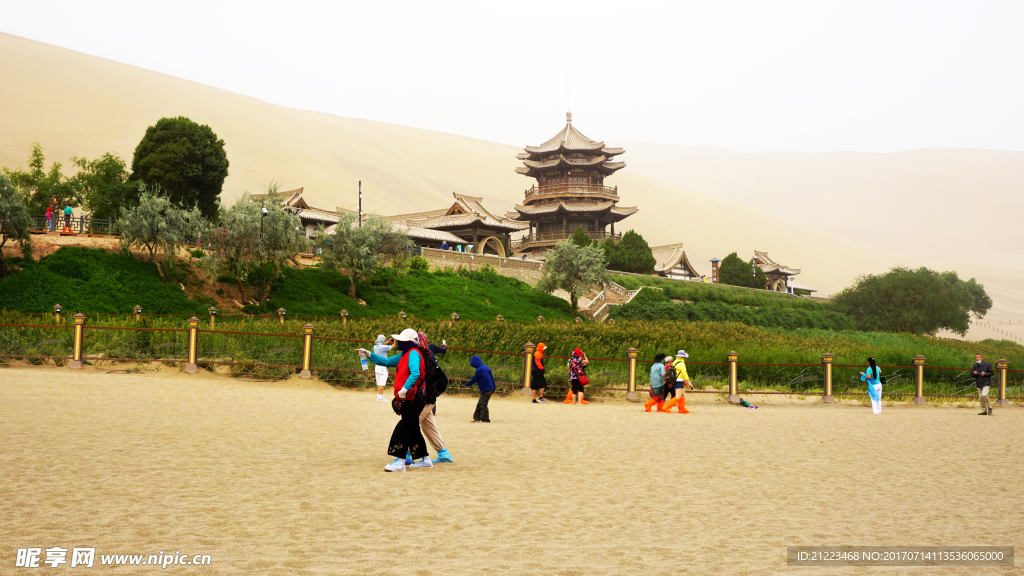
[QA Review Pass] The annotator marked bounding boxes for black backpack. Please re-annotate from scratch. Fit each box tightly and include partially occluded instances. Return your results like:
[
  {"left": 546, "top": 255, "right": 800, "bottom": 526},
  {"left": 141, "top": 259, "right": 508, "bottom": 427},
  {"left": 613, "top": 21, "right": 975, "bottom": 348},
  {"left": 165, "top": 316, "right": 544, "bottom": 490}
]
[{"left": 420, "top": 347, "right": 449, "bottom": 397}]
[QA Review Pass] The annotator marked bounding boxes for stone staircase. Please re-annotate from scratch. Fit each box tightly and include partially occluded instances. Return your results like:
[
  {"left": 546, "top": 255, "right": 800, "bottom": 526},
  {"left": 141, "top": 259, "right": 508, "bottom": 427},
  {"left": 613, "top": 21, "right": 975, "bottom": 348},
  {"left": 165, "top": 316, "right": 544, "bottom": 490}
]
[{"left": 580, "top": 281, "right": 659, "bottom": 322}]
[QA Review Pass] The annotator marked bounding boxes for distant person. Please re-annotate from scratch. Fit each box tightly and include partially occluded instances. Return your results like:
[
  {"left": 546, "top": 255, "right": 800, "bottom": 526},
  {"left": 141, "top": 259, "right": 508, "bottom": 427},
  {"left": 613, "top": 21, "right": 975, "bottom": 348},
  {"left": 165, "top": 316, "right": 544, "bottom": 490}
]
[
  {"left": 645, "top": 353, "right": 669, "bottom": 412},
  {"left": 372, "top": 335, "right": 393, "bottom": 401},
  {"left": 567, "top": 348, "right": 589, "bottom": 406},
  {"left": 531, "top": 342, "right": 548, "bottom": 403},
  {"left": 62, "top": 204, "right": 73, "bottom": 233},
  {"left": 860, "top": 357, "right": 883, "bottom": 415},
  {"left": 971, "top": 354, "right": 995, "bottom": 416},
  {"left": 663, "top": 350, "right": 692, "bottom": 413},
  {"left": 45, "top": 206, "right": 53, "bottom": 232},
  {"left": 464, "top": 355, "right": 496, "bottom": 423},
  {"left": 48, "top": 195, "right": 58, "bottom": 232},
  {"left": 440, "top": 241, "right": 449, "bottom": 251}
]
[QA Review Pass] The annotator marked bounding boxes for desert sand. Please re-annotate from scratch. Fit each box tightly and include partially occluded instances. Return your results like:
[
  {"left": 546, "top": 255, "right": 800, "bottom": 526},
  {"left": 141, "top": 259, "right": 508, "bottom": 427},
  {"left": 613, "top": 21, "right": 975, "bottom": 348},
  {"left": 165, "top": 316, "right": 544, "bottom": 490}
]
[{"left": 1, "top": 365, "right": 1020, "bottom": 575}]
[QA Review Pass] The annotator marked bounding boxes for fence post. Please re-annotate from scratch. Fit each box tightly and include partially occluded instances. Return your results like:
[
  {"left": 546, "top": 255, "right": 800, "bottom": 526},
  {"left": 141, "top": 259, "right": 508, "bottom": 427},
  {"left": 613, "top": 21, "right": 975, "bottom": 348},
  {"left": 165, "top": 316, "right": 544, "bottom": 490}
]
[
  {"left": 69, "top": 313, "right": 86, "bottom": 369},
  {"left": 995, "top": 359, "right": 1010, "bottom": 406},
  {"left": 185, "top": 317, "right": 200, "bottom": 373},
  {"left": 133, "top": 305, "right": 142, "bottom": 321},
  {"left": 912, "top": 355, "right": 927, "bottom": 404},
  {"left": 53, "top": 304, "right": 62, "bottom": 323},
  {"left": 626, "top": 347, "right": 639, "bottom": 402},
  {"left": 821, "top": 353, "right": 835, "bottom": 403},
  {"left": 521, "top": 341, "right": 535, "bottom": 395},
  {"left": 340, "top": 310, "right": 349, "bottom": 324},
  {"left": 300, "top": 323, "right": 314, "bottom": 379},
  {"left": 727, "top": 351, "right": 740, "bottom": 403},
  {"left": 208, "top": 306, "right": 217, "bottom": 328},
  {"left": 277, "top": 308, "right": 286, "bottom": 325}
]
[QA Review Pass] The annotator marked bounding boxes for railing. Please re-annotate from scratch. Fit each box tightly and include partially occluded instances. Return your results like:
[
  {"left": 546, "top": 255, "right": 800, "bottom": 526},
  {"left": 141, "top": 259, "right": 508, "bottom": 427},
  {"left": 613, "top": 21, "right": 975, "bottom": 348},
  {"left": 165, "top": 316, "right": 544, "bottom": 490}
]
[
  {"left": 524, "top": 184, "right": 619, "bottom": 203},
  {"left": 30, "top": 214, "right": 118, "bottom": 236},
  {"left": 514, "top": 230, "right": 621, "bottom": 249}
]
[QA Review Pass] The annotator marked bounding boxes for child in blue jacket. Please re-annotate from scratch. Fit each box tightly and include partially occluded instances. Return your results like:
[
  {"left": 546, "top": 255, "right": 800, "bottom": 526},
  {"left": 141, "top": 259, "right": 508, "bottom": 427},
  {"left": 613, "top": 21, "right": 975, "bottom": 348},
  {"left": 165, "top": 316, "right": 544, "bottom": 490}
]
[{"left": 465, "top": 355, "right": 496, "bottom": 423}]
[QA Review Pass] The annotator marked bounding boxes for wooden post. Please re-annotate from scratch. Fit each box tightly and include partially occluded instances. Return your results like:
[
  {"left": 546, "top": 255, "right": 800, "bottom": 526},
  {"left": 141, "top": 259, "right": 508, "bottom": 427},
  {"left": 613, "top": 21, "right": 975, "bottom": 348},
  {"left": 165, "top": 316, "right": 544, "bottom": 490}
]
[
  {"left": 53, "top": 304, "right": 62, "bottom": 323},
  {"left": 208, "top": 306, "right": 217, "bottom": 328},
  {"left": 69, "top": 313, "right": 86, "bottom": 369},
  {"left": 727, "top": 351, "right": 740, "bottom": 403},
  {"left": 185, "top": 317, "right": 200, "bottom": 373},
  {"left": 300, "top": 323, "right": 314, "bottom": 379},
  {"left": 340, "top": 310, "right": 349, "bottom": 325},
  {"left": 626, "top": 347, "right": 639, "bottom": 402},
  {"left": 995, "top": 359, "right": 1010, "bottom": 406},
  {"left": 133, "top": 305, "right": 142, "bottom": 321},
  {"left": 521, "top": 341, "right": 535, "bottom": 395},
  {"left": 912, "top": 355, "right": 927, "bottom": 404},
  {"left": 821, "top": 353, "right": 836, "bottom": 403},
  {"left": 277, "top": 308, "right": 286, "bottom": 325}
]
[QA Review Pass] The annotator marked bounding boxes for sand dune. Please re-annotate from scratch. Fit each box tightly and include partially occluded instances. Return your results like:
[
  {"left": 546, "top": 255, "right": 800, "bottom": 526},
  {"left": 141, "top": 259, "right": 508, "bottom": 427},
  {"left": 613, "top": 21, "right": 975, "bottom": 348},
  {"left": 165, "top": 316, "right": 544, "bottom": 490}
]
[{"left": 1, "top": 31, "right": 1021, "bottom": 339}]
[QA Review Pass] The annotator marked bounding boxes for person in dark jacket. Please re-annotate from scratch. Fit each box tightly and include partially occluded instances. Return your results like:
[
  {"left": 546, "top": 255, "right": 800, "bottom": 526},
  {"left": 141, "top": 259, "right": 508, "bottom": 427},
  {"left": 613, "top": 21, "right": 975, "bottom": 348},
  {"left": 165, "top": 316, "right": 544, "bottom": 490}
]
[
  {"left": 465, "top": 355, "right": 496, "bottom": 423},
  {"left": 971, "top": 354, "right": 995, "bottom": 416}
]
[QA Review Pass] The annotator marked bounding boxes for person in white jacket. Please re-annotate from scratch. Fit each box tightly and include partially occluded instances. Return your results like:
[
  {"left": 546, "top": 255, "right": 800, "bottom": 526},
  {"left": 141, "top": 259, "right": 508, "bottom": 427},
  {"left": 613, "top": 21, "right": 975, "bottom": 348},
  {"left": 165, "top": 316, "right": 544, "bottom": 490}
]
[{"left": 372, "top": 335, "right": 393, "bottom": 401}]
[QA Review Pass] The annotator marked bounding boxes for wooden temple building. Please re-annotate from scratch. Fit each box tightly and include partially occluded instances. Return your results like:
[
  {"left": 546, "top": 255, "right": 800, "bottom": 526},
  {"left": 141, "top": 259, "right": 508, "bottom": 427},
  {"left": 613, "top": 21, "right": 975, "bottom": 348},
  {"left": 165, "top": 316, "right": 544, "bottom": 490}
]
[
  {"left": 754, "top": 250, "right": 801, "bottom": 293},
  {"left": 388, "top": 193, "right": 528, "bottom": 257},
  {"left": 507, "top": 112, "right": 638, "bottom": 254},
  {"left": 651, "top": 243, "right": 702, "bottom": 280}
]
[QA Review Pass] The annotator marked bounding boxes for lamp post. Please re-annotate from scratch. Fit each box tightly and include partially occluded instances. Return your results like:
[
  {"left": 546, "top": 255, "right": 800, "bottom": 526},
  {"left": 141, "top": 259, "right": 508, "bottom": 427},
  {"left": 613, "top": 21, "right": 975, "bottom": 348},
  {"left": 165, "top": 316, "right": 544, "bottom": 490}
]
[{"left": 258, "top": 206, "right": 268, "bottom": 304}]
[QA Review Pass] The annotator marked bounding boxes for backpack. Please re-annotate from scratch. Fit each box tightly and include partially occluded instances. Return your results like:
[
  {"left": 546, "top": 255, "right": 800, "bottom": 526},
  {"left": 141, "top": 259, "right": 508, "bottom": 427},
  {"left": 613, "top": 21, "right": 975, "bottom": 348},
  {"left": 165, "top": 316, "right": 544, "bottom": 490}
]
[
  {"left": 419, "top": 346, "right": 449, "bottom": 397},
  {"left": 664, "top": 364, "right": 677, "bottom": 382}
]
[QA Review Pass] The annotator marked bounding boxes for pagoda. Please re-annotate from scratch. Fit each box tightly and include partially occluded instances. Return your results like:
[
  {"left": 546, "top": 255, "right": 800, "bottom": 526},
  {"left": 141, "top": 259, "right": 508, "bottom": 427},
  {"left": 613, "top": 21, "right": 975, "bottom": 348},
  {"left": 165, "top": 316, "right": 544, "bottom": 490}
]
[{"left": 507, "top": 112, "right": 638, "bottom": 254}]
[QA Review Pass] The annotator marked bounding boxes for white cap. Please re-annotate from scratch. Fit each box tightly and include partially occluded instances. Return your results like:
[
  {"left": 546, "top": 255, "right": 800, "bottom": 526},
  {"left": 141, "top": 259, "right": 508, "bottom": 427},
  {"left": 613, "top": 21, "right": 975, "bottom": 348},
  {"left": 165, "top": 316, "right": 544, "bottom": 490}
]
[
  {"left": 664, "top": 356, "right": 674, "bottom": 363},
  {"left": 391, "top": 328, "right": 419, "bottom": 342},
  {"left": 676, "top": 350, "right": 689, "bottom": 358}
]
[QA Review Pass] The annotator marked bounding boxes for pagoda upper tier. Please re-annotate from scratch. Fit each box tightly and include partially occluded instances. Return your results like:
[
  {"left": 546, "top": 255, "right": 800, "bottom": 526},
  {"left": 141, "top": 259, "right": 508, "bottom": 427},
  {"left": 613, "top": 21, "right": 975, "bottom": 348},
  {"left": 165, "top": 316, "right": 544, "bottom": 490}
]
[{"left": 515, "top": 112, "right": 625, "bottom": 180}]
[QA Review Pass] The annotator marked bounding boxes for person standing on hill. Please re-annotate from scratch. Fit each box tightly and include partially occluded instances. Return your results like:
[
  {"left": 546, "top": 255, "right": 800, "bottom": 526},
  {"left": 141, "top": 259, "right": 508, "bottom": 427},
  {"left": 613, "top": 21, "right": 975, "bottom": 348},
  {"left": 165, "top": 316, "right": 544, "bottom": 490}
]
[
  {"left": 372, "top": 335, "right": 393, "bottom": 401},
  {"left": 645, "top": 353, "right": 669, "bottom": 412},
  {"left": 860, "top": 357, "right": 883, "bottom": 415},
  {"left": 567, "top": 348, "right": 590, "bottom": 406},
  {"left": 531, "top": 342, "right": 548, "bottom": 403},
  {"left": 45, "top": 205, "right": 53, "bottom": 233},
  {"left": 62, "top": 204, "right": 74, "bottom": 233},
  {"left": 47, "top": 195, "right": 58, "bottom": 232},
  {"left": 971, "top": 354, "right": 995, "bottom": 416},
  {"left": 465, "top": 355, "right": 496, "bottom": 422},
  {"left": 360, "top": 328, "right": 431, "bottom": 472},
  {"left": 662, "top": 350, "right": 691, "bottom": 414}
]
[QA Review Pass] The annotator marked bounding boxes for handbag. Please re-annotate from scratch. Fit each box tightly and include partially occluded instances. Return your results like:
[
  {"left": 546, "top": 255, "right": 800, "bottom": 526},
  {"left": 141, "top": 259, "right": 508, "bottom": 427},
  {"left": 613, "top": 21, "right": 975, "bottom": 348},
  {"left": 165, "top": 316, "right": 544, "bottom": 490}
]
[{"left": 579, "top": 374, "right": 589, "bottom": 386}]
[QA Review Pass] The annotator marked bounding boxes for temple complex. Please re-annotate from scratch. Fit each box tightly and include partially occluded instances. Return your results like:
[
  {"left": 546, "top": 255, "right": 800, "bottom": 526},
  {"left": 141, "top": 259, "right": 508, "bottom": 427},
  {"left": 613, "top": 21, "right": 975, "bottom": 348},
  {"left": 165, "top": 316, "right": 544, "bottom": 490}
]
[
  {"left": 651, "top": 243, "right": 702, "bottom": 280},
  {"left": 754, "top": 250, "right": 801, "bottom": 292},
  {"left": 388, "top": 193, "right": 528, "bottom": 257},
  {"left": 507, "top": 113, "right": 638, "bottom": 254}
]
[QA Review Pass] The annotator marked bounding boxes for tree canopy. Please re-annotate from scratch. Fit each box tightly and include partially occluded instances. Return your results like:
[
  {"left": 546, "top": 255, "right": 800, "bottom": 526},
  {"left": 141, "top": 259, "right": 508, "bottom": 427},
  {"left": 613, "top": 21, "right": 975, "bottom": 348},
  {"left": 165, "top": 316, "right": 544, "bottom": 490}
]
[
  {"left": 117, "top": 189, "right": 207, "bottom": 282},
  {"left": 718, "top": 252, "right": 766, "bottom": 289},
  {"left": 570, "top": 227, "right": 593, "bottom": 248},
  {"left": 602, "top": 230, "right": 656, "bottom": 274},
  {"left": 0, "top": 174, "right": 34, "bottom": 277},
  {"left": 73, "top": 152, "right": 142, "bottom": 220},
  {"left": 831, "top": 267, "right": 992, "bottom": 336},
  {"left": 537, "top": 239, "right": 610, "bottom": 313},
  {"left": 312, "top": 212, "right": 412, "bottom": 299},
  {"left": 131, "top": 117, "right": 229, "bottom": 219},
  {"left": 2, "top": 143, "right": 79, "bottom": 212}
]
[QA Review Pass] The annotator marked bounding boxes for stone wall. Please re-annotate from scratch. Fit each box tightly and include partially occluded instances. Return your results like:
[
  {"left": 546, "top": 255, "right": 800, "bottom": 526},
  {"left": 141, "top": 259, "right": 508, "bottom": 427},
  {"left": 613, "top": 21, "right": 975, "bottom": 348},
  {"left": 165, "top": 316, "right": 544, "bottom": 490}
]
[{"left": 420, "top": 248, "right": 544, "bottom": 286}]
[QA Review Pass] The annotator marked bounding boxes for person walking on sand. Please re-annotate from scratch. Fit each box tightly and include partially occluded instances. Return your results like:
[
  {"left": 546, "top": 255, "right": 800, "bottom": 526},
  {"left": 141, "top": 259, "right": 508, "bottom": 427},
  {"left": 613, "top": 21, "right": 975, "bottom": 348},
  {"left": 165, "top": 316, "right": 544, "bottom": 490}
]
[
  {"left": 531, "top": 342, "right": 548, "bottom": 403},
  {"left": 359, "top": 328, "right": 431, "bottom": 472},
  {"left": 567, "top": 348, "right": 589, "bottom": 406},
  {"left": 563, "top": 349, "right": 591, "bottom": 405},
  {"left": 372, "top": 335, "right": 393, "bottom": 401},
  {"left": 860, "top": 357, "right": 883, "bottom": 415},
  {"left": 416, "top": 332, "right": 453, "bottom": 463},
  {"left": 645, "top": 353, "right": 670, "bottom": 412},
  {"left": 464, "top": 355, "right": 496, "bottom": 422},
  {"left": 971, "top": 353, "right": 995, "bottom": 416},
  {"left": 662, "top": 350, "right": 692, "bottom": 413}
]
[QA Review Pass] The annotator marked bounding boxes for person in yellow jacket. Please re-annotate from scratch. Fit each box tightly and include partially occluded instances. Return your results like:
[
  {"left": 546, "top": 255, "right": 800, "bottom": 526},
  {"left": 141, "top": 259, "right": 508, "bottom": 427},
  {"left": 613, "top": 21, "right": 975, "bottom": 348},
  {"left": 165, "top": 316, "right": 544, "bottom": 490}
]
[{"left": 662, "top": 349, "right": 692, "bottom": 413}]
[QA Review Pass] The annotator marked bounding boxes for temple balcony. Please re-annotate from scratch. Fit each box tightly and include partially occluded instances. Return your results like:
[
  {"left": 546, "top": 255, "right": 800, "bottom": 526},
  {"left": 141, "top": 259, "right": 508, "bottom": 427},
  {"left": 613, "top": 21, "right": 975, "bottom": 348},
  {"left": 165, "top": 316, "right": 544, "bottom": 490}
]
[
  {"left": 524, "top": 184, "right": 619, "bottom": 204},
  {"left": 513, "top": 230, "right": 621, "bottom": 250}
]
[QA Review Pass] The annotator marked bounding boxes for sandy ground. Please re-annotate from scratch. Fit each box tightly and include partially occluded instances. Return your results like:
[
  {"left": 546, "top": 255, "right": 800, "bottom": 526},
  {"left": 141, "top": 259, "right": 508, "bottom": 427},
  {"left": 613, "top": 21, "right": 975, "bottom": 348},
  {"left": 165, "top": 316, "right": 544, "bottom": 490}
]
[{"left": 1, "top": 366, "right": 1021, "bottom": 576}]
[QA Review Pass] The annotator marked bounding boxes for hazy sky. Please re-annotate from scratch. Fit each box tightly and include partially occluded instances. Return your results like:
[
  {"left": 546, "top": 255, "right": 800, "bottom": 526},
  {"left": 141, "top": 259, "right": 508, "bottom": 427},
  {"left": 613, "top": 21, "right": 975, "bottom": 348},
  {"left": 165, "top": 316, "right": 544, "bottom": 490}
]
[{"left": 4, "top": 1, "right": 1023, "bottom": 152}]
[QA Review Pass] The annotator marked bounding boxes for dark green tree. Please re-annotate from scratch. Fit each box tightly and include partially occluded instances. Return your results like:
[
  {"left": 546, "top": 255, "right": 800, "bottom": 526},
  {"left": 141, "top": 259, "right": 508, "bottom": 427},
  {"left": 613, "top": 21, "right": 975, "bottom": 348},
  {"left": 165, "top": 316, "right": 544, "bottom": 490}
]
[
  {"left": 718, "top": 252, "right": 766, "bottom": 288},
  {"left": 2, "top": 143, "right": 79, "bottom": 212},
  {"left": 72, "top": 153, "right": 142, "bottom": 220},
  {"left": 570, "top": 226, "right": 593, "bottom": 247},
  {"left": 831, "top": 267, "right": 992, "bottom": 335},
  {"left": 131, "top": 117, "right": 229, "bottom": 219},
  {"left": 603, "top": 230, "right": 656, "bottom": 274},
  {"left": 0, "top": 174, "right": 34, "bottom": 278}
]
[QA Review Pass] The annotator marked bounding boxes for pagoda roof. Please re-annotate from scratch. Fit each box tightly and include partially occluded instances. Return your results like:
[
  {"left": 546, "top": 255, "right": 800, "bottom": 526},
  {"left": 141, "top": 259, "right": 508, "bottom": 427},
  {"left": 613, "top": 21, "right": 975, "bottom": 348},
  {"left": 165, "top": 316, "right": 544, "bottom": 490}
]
[
  {"left": 251, "top": 188, "right": 343, "bottom": 225},
  {"left": 651, "top": 243, "right": 700, "bottom": 277},
  {"left": 507, "top": 202, "right": 638, "bottom": 222},
  {"left": 754, "top": 250, "right": 801, "bottom": 276},
  {"left": 389, "top": 192, "right": 528, "bottom": 233},
  {"left": 520, "top": 112, "right": 625, "bottom": 158},
  {"left": 325, "top": 222, "right": 466, "bottom": 245},
  {"left": 515, "top": 154, "right": 626, "bottom": 177}
]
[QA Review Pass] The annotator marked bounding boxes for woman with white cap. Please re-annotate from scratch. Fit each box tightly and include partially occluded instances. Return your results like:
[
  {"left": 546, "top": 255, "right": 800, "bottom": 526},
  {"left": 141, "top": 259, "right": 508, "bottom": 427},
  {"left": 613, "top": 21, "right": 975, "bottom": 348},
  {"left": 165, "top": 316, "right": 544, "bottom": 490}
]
[
  {"left": 372, "top": 335, "right": 393, "bottom": 401},
  {"left": 662, "top": 349, "right": 692, "bottom": 414},
  {"left": 359, "top": 328, "right": 431, "bottom": 472}
]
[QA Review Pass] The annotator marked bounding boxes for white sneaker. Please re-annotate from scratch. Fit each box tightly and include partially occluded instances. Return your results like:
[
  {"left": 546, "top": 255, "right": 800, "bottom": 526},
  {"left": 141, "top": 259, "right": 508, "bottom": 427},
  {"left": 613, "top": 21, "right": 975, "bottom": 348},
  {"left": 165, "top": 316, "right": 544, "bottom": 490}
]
[
  {"left": 411, "top": 457, "right": 433, "bottom": 469},
  {"left": 384, "top": 458, "right": 406, "bottom": 472},
  {"left": 376, "top": 395, "right": 384, "bottom": 401}
]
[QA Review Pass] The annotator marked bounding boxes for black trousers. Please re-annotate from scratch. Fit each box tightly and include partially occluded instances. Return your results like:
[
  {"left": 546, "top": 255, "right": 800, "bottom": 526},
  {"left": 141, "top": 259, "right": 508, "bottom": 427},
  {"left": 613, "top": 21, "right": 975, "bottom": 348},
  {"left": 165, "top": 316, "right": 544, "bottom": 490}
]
[
  {"left": 473, "top": 390, "right": 494, "bottom": 422},
  {"left": 388, "top": 400, "right": 429, "bottom": 460}
]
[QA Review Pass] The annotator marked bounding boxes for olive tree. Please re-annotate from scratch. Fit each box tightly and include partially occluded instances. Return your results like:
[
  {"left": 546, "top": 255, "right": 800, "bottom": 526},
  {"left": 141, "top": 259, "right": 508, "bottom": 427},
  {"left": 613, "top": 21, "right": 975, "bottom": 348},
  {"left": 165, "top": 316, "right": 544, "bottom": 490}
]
[
  {"left": 537, "top": 239, "right": 610, "bottom": 313},
  {"left": 0, "top": 174, "right": 33, "bottom": 277},
  {"left": 117, "top": 189, "right": 207, "bottom": 282}
]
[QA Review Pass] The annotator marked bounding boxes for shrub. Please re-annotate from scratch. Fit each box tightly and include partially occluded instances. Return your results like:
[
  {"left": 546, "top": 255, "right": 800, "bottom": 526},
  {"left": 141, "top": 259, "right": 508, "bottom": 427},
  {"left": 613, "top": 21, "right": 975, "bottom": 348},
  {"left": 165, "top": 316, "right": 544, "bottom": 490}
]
[{"left": 409, "top": 256, "right": 430, "bottom": 272}]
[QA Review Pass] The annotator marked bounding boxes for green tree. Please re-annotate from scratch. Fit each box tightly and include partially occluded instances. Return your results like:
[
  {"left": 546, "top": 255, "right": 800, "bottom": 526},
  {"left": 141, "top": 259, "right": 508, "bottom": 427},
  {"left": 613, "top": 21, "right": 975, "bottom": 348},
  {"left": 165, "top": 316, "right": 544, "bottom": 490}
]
[
  {"left": 603, "top": 229, "right": 656, "bottom": 274},
  {"left": 72, "top": 153, "right": 142, "bottom": 220},
  {"left": 719, "top": 252, "right": 766, "bottom": 289},
  {"left": 2, "top": 143, "right": 79, "bottom": 212},
  {"left": 537, "top": 239, "right": 610, "bottom": 313},
  {"left": 312, "top": 212, "right": 412, "bottom": 299},
  {"left": 570, "top": 226, "right": 593, "bottom": 247},
  {"left": 0, "top": 174, "right": 34, "bottom": 277},
  {"left": 131, "top": 117, "right": 229, "bottom": 219},
  {"left": 117, "top": 189, "right": 207, "bottom": 282},
  {"left": 832, "top": 267, "right": 992, "bottom": 335}
]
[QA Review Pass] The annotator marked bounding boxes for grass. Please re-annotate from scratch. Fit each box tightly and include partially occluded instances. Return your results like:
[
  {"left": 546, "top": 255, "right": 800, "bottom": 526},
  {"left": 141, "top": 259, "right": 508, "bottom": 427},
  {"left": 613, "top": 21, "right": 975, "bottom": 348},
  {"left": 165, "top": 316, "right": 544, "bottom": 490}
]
[{"left": 612, "top": 274, "right": 829, "bottom": 310}]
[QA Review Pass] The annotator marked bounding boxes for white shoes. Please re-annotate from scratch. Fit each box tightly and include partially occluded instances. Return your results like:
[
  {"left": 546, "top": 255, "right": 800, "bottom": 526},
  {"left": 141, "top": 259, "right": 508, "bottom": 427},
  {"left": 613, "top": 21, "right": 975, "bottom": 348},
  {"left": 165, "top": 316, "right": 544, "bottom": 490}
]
[
  {"left": 376, "top": 395, "right": 384, "bottom": 401},
  {"left": 410, "top": 457, "right": 433, "bottom": 469},
  {"left": 384, "top": 458, "right": 406, "bottom": 472}
]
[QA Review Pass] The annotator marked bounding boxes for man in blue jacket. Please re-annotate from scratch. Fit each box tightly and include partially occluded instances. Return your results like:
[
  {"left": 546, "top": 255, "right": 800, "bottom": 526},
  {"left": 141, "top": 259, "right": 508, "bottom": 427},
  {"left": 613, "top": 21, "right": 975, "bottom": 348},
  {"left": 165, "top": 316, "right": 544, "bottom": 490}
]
[
  {"left": 972, "top": 354, "right": 995, "bottom": 416},
  {"left": 465, "top": 355, "right": 496, "bottom": 423}
]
